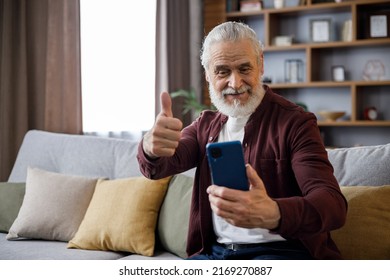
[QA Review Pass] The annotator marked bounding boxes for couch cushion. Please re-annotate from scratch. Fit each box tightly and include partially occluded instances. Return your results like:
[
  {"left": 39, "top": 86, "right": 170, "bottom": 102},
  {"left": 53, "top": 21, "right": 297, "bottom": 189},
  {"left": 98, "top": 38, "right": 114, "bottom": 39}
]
[
  {"left": 327, "top": 143, "right": 390, "bottom": 186},
  {"left": 158, "top": 174, "right": 193, "bottom": 258},
  {"left": 0, "top": 182, "right": 25, "bottom": 233},
  {"left": 7, "top": 168, "right": 98, "bottom": 242},
  {"left": 8, "top": 130, "right": 143, "bottom": 182},
  {"left": 119, "top": 250, "right": 182, "bottom": 260},
  {"left": 331, "top": 185, "right": 390, "bottom": 260},
  {"left": 0, "top": 233, "right": 128, "bottom": 260},
  {"left": 68, "top": 176, "right": 171, "bottom": 257}
]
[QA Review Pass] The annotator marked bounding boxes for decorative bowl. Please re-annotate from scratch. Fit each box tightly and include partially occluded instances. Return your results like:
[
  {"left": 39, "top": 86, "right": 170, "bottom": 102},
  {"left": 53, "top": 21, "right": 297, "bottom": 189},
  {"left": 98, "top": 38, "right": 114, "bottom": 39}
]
[{"left": 318, "top": 111, "right": 346, "bottom": 122}]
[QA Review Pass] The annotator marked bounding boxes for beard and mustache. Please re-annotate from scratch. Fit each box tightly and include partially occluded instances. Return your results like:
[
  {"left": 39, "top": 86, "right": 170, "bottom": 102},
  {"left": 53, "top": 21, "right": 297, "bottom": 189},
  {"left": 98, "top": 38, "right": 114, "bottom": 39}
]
[{"left": 208, "top": 82, "right": 264, "bottom": 118}]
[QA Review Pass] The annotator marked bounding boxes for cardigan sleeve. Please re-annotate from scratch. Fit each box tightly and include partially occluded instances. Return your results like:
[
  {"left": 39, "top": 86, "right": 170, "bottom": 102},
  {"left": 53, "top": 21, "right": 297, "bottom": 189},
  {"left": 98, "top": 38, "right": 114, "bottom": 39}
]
[{"left": 137, "top": 119, "right": 200, "bottom": 179}]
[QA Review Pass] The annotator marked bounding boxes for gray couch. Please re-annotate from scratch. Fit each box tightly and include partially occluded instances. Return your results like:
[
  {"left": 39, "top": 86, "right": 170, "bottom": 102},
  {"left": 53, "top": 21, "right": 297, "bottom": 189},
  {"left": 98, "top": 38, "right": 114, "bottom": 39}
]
[{"left": 1, "top": 130, "right": 389, "bottom": 259}]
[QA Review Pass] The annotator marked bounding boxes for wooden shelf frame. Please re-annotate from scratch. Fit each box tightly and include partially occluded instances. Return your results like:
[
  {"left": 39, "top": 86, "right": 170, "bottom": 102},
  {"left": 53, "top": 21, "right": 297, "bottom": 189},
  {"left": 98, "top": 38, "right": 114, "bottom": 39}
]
[{"left": 204, "top": 0, "right": 390, "bottom": 144}]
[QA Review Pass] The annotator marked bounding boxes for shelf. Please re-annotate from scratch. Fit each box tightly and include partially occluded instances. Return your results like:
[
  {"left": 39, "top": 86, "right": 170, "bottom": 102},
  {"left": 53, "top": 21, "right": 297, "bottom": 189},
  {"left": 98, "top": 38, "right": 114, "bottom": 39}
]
[
  {"left": 267, "top": 80, "right": 390, "bottom": 88},
  {"left": 264, "top": 38, "right": 390, "bottom": 51},
  {"left": 226, "top": 0, "right": 390, "bottom": 17},
  {"left": 318, "top": 121, "right": 390, "bottom": 127}
]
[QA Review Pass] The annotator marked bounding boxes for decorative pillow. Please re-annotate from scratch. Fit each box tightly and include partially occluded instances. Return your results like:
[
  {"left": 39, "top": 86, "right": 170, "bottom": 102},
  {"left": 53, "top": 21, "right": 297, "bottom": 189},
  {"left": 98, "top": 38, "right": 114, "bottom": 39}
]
[
  {"left": 158, "top": 174, "right": 193, "bottom": 258},
  {"left": 0, "top": 182, "right": 26, "bottom": 233},
  {"left": 7, "top": 167, "right": 98, "bottom": 242},
  {"left": 327, "top": 143, "right": 390, "bottom": 186},
  {"left": 68, "top": 176, "right": 171, "bottom": 257},
  {"left": 331, "top": 185, "right": 390, "bottom": 260}
]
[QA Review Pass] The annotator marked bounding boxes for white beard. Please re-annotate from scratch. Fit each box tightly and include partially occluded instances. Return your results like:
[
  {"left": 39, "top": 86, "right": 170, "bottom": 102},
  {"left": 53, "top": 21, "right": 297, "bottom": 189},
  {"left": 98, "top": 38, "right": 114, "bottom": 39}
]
[{"left": 209, "top": 83, "right": 264, "bottom": 118}]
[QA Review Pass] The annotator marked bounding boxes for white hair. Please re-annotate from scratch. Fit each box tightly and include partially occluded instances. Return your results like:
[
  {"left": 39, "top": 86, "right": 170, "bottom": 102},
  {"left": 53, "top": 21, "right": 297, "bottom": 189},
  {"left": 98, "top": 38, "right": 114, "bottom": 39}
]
[{"left": 200, "top": 21, "right": 263, "bottom": 71}]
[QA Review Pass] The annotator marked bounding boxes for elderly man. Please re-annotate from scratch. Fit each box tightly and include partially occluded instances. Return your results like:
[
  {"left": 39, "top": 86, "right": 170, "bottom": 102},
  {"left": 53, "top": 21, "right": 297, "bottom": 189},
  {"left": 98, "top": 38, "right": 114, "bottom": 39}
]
[{"left": 137, "top": 22, "right": 347, "bottom": 260}]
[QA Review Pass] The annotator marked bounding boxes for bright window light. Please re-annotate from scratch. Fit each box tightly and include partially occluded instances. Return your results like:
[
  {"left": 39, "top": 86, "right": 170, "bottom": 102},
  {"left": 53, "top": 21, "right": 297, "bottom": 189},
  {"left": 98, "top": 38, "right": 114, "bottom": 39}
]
[{"left": 80, "top": 0, "right": 156, "bottom": 135}]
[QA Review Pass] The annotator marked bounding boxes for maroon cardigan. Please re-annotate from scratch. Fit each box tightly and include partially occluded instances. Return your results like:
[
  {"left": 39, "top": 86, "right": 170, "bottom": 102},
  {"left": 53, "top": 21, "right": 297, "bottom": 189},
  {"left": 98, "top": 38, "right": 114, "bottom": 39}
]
[{"left": 137, "top": 86, "right": 347, "bottom": 259}]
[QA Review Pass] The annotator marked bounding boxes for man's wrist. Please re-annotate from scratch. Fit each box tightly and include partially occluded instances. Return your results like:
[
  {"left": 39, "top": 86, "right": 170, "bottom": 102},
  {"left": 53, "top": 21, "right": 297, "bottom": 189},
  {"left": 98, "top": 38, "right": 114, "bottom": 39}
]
[
  {"left": 268, "top": 200, "right": 281, "bottom": 230},
  {"left": 142, "top": 132, "right": 159, "bottom": 160}
]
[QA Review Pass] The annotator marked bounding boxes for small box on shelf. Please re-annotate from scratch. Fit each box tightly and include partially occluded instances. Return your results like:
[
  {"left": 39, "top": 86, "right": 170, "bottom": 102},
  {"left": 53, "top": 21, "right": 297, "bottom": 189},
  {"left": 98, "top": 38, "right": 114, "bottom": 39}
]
[
  {"left": 273, "top": 35, "right": 293, "bottom": 46},
  {"left": 240, "top": 0, "right": 263, "bottom": 12}
]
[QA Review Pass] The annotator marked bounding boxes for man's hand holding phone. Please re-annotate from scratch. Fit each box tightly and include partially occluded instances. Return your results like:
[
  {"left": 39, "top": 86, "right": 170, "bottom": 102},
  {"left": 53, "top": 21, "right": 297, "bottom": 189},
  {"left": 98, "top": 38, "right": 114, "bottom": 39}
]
[
  {"left": 207, "top": 164, "right": 281, "bottom": 230},
  {"left": 143, "top": 92, "right": 183, "bottom": 159}
]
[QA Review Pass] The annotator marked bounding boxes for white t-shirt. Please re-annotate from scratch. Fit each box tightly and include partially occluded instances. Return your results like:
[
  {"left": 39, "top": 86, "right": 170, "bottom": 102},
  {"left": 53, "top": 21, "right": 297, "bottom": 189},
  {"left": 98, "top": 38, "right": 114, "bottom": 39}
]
[{"left": 213, "top": 116, "right": 285, "bottom": 244}]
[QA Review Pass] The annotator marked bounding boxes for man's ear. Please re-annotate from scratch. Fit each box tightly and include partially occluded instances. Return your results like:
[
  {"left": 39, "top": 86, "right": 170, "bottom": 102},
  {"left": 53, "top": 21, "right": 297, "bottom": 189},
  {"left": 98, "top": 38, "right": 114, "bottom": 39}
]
[
  {"left": 205, "top": 71, "right": 210, "bottom": 83},
  {"left": 260, "top": 53, "right": 264, "bottom": 76}
]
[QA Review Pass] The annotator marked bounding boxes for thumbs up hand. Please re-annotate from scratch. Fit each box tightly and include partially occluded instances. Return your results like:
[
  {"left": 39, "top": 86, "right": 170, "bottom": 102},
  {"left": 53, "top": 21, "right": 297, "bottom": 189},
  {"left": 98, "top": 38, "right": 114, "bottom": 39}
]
[{"left": 143, "top": 92, "right": 183, "bottom": 158}]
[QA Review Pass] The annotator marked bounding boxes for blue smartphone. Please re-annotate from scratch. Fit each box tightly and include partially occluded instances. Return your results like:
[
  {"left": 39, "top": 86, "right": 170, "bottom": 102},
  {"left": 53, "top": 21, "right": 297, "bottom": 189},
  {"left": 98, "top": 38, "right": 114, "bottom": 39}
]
[{"left": 206, "top": 141, "right": 249, "bottom": 191}]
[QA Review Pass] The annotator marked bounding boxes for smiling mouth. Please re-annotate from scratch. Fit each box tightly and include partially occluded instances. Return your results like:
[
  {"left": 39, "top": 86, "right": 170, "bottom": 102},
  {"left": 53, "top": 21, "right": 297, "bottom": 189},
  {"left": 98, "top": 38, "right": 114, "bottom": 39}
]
[
  {"left": 223, "top": 89, "right": 250, "bottom": 100},
  {"left": 224, "top": 91, "right": 241, "bottom": 95},
  {"left": 222, "top": 85, "right": 251, "bottom": 97}
]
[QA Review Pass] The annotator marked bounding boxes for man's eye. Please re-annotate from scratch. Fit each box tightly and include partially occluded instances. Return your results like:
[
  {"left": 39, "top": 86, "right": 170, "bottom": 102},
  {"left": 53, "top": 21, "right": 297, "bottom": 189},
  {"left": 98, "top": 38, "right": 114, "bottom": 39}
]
[
  {"left": 240, "top": 67, "right": 251, "bottom": 74},
  {"left": 217, "top": 70, "right": 229, "bottom": 77}
]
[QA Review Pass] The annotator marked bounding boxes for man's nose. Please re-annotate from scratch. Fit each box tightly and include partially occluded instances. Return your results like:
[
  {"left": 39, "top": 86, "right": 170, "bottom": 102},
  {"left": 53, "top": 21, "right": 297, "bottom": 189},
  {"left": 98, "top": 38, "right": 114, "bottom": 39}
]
[{"left": 228, "top": 71, "right": 243, "bottom": 89}]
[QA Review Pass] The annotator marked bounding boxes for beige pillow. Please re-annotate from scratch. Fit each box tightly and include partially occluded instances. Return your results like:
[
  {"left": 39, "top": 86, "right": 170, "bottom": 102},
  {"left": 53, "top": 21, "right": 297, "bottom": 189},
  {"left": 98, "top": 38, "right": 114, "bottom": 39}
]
[
  {"left": 7, "top": 167, "right": 98, "bottom": 242},
  {"left": 68, "top": 176, "right": 171, "bottom": 257},
  {"left": 331, "top": 185, "right": 390, "bottom": 260}
]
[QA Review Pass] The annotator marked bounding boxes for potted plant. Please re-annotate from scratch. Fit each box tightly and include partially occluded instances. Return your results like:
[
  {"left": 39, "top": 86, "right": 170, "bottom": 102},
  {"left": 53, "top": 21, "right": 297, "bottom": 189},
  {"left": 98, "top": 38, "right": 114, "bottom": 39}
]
[{"left": 170, "top": 88, "right": 216, "bottom": 118}]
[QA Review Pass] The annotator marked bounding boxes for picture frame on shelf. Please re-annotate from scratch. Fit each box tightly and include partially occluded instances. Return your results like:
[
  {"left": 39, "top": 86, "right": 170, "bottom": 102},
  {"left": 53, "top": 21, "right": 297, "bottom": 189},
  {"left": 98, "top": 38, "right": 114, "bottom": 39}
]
[
  {"left": 368, "top": 13, "right": 389, "bottom": 38},
  {"left": 332, "top": 66, "right": 345, "bottom": 82},
  {"left": 310, "top": 19, "right": 331, "bottom": 42}
]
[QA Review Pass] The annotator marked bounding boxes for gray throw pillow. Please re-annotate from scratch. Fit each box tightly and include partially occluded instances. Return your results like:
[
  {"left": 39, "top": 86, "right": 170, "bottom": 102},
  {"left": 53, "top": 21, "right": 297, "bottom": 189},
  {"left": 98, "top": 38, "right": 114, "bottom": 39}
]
[{"left": 327, "top": 143, "right": 390, "bottom": 186}]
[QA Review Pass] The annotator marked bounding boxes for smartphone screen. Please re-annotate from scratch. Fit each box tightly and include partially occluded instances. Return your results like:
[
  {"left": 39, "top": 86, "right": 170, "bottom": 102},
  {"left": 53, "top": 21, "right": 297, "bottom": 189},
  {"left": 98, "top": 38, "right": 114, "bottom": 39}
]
[{"left": 206, "top": 141, "right": 249, "bottom": 191}]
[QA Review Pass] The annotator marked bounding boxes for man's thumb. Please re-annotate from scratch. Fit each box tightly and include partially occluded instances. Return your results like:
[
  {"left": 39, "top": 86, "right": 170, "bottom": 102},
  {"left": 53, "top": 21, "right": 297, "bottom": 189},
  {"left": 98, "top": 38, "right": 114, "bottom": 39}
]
[
  {"left": 160, "top": 92, "right": 173, "bottom": 117},
  {"left": 246, "top": 164, "right": 265, "bottom": 191}
]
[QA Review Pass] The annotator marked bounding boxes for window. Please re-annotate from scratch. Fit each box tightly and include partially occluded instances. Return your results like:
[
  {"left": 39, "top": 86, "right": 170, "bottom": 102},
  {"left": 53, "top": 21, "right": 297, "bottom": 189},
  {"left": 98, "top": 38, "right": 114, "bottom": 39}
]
[{"left": 80, "top": 0, "right": 156, "bottom": 139}]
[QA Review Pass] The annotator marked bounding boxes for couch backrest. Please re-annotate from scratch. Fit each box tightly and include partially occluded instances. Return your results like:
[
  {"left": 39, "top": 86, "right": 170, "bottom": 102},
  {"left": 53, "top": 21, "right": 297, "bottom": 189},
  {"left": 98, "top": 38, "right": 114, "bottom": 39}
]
[
  {"left": 10, "top": 130, "right": 389, "bottom": 186},
  {"left": 327, "top": 143, "right": 390, "bottom": 186},
  {"left": 8, "top": 130, "right": 143, "bottom": 182}
]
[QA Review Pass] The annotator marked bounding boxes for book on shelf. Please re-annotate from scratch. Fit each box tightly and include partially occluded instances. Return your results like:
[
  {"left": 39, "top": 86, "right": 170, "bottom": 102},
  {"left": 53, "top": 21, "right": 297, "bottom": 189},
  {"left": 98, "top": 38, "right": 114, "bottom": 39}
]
[{"left": 342, "top": 19, "right": 352, "bottom": 42}]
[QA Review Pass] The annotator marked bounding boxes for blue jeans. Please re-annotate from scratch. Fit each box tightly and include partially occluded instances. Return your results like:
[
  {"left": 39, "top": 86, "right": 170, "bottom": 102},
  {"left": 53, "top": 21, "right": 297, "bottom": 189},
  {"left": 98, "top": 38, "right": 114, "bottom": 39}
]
[{"left": 187, "top": 241, "right": 313, "bottom": 260}]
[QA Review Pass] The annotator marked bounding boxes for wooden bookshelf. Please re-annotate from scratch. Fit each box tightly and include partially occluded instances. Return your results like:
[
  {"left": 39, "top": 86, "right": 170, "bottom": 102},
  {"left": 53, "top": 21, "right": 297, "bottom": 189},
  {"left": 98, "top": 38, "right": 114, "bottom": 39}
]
[{"left": 203, "top": 0, "right": 390, "bottom": 146}]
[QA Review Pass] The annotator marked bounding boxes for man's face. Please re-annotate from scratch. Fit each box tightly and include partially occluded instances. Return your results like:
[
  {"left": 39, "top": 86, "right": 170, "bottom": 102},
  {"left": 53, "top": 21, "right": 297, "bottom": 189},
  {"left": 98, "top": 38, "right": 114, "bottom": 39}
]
[{"left": 206, "top": 39, "right": 264, "bottom": 117}]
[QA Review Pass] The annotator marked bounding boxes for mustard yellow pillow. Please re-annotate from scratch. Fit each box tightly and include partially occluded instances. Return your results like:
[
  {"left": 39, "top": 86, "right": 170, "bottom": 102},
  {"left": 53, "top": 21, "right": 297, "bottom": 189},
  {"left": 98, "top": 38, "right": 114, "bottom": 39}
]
[
  {"left": 68, "top": 176, "right": 171, "bottom": 256},
  {"left": 331, "top": 185, "right": 390, "bottom": 260}
]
